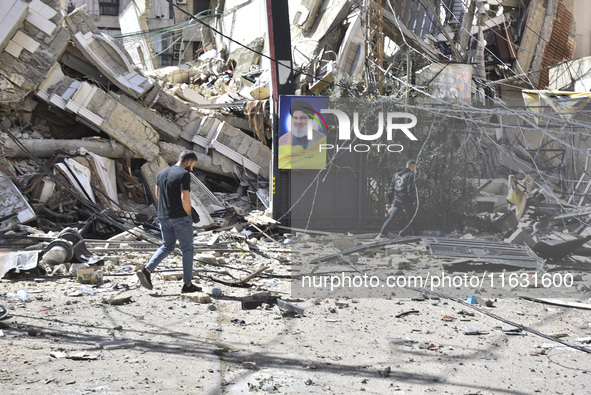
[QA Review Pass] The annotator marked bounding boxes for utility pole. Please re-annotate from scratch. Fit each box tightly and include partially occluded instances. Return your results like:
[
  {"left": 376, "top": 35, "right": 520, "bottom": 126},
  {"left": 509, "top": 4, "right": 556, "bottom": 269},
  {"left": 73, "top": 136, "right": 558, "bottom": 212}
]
[
  {"left": 365, "top": 0, "right": 384, "bottom": 94},
  {"left": 266, "top": 0, "right": 295, "bottom": 222}
]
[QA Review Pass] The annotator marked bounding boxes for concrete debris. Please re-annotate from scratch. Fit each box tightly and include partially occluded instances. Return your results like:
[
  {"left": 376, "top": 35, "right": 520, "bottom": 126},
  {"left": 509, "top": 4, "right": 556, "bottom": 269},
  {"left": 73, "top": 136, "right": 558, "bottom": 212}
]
[
  {"left": 101, "top": 295, "right": 132, "bottom": 305},
  {"left": 504, "top": 228, "right": 536, "bottom": 249},
  {"left": 533, "top": 236, "right": 591, "bottom": 261}
]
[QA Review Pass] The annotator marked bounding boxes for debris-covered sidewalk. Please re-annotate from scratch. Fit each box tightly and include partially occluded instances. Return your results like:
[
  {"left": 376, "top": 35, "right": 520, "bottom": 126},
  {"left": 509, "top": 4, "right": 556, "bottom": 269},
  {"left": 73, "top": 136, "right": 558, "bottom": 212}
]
[{"left": 2, "top": 229, "right": 591, "bottom": 394}]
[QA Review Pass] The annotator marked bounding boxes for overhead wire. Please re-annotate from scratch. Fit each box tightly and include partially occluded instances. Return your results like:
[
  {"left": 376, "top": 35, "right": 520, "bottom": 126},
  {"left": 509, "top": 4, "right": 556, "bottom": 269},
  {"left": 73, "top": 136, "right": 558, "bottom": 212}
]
[
  {"left": 254, "top": 0, "right": 591, "bottom": 232},
  {"left": 438, "top": 0, "right": 585, "bottom": 90},
  {"left": 89, "top": 0, "right": 591, "bottom": 353},
  {"left": 83, "top": 1, "right": 590, "bottom": 232},
  {"left": 396, "top": 94, "right": 591, "bottom": 227}
]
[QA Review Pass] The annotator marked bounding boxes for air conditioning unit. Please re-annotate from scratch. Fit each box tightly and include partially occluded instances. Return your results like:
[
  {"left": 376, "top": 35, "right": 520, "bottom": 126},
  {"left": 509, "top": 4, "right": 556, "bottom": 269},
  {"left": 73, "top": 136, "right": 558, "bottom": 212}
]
[
  {"left": 173, "top": 53, "right": 181, "bottom": 60},
  {"left": 176, "top": 0, "right": 187, "bottom": 4},
  {"left": 173, "top": 43, "right": 183, "bottom": 52}
]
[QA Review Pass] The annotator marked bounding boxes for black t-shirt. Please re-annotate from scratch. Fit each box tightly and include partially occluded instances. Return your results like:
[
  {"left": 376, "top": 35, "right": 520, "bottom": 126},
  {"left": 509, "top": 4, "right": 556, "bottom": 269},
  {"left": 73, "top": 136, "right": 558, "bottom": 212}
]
[
  {"left": 387, "top": 168, "right": 415, "bottom": 204},
  {"left": 156, "top": 165, "right": 191, "bottom": 219}
]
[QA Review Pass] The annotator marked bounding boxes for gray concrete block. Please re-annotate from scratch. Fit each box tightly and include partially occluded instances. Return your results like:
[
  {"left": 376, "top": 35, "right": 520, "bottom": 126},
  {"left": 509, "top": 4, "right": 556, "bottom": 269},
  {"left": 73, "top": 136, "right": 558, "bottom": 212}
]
[
  {"left": 118, "top": 94, "right": 182, "bottom": 141},
  {"left": 505, "top": 228, "right": 536, "bottom": 248}
]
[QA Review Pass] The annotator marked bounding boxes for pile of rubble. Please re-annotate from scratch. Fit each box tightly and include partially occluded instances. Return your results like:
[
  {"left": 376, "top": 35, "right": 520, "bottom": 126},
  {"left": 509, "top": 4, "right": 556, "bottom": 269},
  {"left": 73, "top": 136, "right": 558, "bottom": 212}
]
[
  {"left": 0, "top": 1, "right": 272, "bottom": 244},
  {"left": 473, "top": 175, "right": 591, "bottom": 264}
]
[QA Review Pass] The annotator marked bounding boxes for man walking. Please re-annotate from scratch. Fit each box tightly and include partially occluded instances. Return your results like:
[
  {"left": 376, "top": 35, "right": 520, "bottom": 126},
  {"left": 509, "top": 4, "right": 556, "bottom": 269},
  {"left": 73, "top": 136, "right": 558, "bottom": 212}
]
[
  {"left": 376, "top": 160, "right": 418, "bottom": 239},
  {"left": 137, "top": 151, "right": 202, "bottom": 293}
]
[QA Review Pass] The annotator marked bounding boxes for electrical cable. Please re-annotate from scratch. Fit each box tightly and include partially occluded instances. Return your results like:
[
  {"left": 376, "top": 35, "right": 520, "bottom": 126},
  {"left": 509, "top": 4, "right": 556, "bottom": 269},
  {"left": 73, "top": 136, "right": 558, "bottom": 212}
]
[
  {"left": 437, "top": 0, "right": 585, "bottom": 90},
  {"left": 396, "top": 107, "right": 441, "bottom": 237},
  {"left": 57, "top": 2, "right": 591, "bottom": 238},
  {"left": 0, "top": 124, "right": 161, "bottom": 244}
]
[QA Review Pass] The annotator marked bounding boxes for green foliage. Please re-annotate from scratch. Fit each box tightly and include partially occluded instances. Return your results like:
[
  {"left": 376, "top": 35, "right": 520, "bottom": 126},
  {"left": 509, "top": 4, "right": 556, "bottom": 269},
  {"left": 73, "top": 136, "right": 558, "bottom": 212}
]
[
  {"left": 367, "top": 113, "right": 480, "bottom": 232},
  {"left": 414, "top": 144, "right": 479, "bottom": 232}
]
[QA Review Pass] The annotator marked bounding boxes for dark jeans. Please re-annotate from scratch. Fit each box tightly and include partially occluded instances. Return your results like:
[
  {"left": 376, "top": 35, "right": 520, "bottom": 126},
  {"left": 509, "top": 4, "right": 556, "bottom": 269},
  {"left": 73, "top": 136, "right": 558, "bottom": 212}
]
[
  {"left": 147, "top": 216, "right": 194, "bottom": 283},
  {"left": 380, "top": 200, "right": 417, "bottom": 236}
]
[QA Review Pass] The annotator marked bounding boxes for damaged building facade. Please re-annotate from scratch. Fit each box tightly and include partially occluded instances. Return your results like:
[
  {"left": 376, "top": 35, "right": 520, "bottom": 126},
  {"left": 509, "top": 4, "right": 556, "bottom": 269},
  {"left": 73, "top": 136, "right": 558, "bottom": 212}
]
[
  {"left": 1, "top": 0, "right": 591, "bottom": 236},
  {"left": 0, "top": 0, "right": 272, "bottom": 237}
]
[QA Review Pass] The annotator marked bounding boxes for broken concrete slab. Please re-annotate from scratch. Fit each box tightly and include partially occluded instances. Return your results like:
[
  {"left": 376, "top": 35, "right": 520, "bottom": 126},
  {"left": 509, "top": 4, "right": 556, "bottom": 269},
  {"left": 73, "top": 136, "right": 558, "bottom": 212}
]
[
  {"left": 27, "top": 0, "right": 59, "bottom": 36},
  {"left": 292, "top": 0, "right": 323, "bottom": 32},
  {"left": 44, "top": 80, "right": 161, "bottom": 160},
  {"left": 0, "top": 0, "right": 29, "bottom": 54},
  {"left": 118, "top": 0, "right": 158, "bottom": 72},
  {"left": 514, "top": 0, "right": 553, "bottom": 83},
  {"left": 140, "top": 155, "right": 168, "bottom": 202},
  {"left": 176, "top": 84, "right": 211, "bottom": 105},
  {"left": 334, "top": 14, "right": 363, "bottom": 87},
  {"left": 183, "top": 118, "right": 271, "bottom": 177},
  {"left": 155, "top": 87, "right": 193, "bottom": 116},
  {"left": 332, "top": 236, "right": 358, "bottom": 251},
  {"left": 6, "top": 30, "right": 40, "bottom": 58},
  {"left": 0, "top": 0, "right": 69, "bottom": 112},
  {"left": 65, "top": 9, "right": 153, "bottom": 98},
  {"left": 290, "top": 0, "right": 360, "bottom": 66},
  {"left": 159, "top": 141, "right": 235, "bottom": 178},
  {"left": 117, "top": 94, "right": 182, "bottom": 142},
  {"left": 533, "top": 236, "right": 591, "bottom": 261},
  {"left": 505, "top": 228, "right": 537, "bottom": 249},
  {"left": 229, "top": 37, "right": 264, "bottom": 82}
]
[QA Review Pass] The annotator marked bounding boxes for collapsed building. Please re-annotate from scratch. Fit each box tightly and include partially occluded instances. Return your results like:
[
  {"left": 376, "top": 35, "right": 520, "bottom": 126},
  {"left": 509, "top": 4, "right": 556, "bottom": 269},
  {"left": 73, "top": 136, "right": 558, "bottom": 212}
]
[{"left": 0, "top": 0, "right": 272, "bottom": 240}]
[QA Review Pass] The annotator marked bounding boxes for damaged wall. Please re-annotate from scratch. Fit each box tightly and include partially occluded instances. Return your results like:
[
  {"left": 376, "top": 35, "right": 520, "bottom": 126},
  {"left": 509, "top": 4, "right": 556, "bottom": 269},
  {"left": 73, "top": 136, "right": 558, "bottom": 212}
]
[
  {"left": 0, "top": 0, "right": 273, "bottom": 234},
  {"left": 118, "top": 0, "right": 158, "bottom": 72},
  {"left": 0, "top": 0, "right": 70, "bottom": 111}
]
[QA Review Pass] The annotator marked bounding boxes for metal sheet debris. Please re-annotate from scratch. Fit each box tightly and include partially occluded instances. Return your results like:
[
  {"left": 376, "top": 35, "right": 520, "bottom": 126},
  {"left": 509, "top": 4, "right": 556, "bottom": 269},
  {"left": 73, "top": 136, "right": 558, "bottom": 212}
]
[
  {"left": 423, "top": 237, "right": 544, "bottom": 269},
  {"left": 0, "top": 250, "right": 39, "bottom": 279},
  {"left": 0, "top": 176, "right": 36, "bottom": 231}
]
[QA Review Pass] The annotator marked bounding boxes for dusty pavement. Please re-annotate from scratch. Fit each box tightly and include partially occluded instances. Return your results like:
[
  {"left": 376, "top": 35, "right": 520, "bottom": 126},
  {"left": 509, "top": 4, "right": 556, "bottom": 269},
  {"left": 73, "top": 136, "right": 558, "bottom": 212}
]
[{"left": 2, "top": 235, "right": 591, "bottom": 394}]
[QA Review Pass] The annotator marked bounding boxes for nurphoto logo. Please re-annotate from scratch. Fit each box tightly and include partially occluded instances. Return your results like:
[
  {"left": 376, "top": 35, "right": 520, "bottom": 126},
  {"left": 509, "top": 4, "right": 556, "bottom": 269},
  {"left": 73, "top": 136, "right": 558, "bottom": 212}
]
[{"left": 317, "top": 109, "right": 417, "bottom": 153}]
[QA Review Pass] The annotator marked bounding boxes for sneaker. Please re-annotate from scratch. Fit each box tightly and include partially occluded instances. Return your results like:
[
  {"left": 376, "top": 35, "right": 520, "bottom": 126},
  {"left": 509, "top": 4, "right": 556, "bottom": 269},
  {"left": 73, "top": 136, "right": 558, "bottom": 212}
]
[
  {"left": 137, "top": 268, "right": 153, "bottom": 290},
  {"left": 181, "top": 283, "right": 202, "bottom": 293}
]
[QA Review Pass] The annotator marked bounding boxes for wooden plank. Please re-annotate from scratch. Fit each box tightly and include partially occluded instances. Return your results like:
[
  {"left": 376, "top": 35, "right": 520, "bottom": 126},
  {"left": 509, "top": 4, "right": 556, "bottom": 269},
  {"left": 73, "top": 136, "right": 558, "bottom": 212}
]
[{"left": 213, "top": 265, "right": 269, "bottom": 285}]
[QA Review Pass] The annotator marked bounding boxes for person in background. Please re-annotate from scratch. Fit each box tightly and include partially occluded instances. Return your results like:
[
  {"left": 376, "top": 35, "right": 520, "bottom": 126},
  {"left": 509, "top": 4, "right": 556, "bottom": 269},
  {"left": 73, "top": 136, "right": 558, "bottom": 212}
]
[{"left": 376, "top": 159, "right": 418, "bottom": 239}]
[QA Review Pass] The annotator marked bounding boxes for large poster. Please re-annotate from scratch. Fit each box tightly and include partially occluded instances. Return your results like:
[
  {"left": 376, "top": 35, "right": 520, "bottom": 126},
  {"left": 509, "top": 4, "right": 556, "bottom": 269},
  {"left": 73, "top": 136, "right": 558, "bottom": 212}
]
[{"left": 278, "top": 95, "right": 328, "bottom": 169}]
